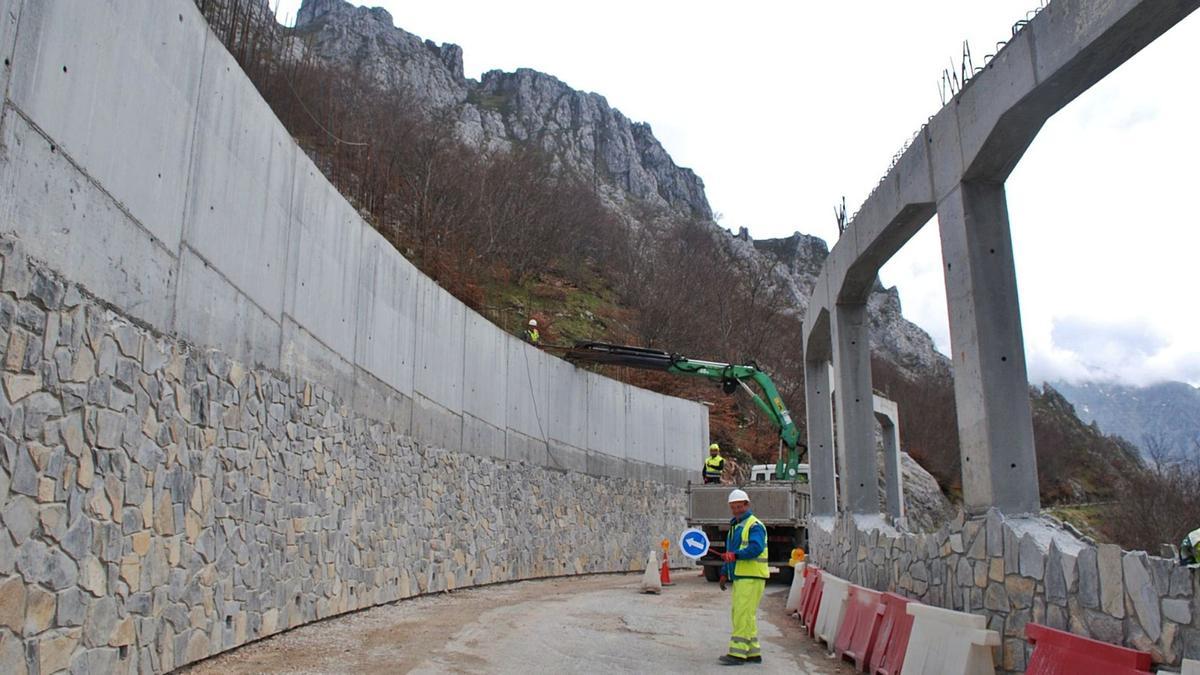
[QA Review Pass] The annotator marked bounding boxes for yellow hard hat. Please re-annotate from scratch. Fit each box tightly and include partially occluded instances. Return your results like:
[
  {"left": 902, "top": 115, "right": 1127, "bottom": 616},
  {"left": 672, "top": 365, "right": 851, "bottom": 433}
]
[{"left": 708, "top": 443, "right": 720, "bottom": 451}]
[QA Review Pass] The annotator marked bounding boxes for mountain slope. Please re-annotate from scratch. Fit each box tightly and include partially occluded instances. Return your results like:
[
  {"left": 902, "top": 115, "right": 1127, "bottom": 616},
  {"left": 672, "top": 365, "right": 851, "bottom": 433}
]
[
  {"left": 289, "top": 0, "right": 946, "bottom": 379},
  {"left": 1054, "top": 380, "right": 1200, "bottom": 458}
]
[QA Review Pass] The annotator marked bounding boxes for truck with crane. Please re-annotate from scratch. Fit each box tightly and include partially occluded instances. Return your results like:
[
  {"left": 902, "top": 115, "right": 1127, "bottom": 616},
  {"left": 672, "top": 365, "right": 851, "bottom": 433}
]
[{"left": 559, "top": 342, "right": 810, "bottom": 583}]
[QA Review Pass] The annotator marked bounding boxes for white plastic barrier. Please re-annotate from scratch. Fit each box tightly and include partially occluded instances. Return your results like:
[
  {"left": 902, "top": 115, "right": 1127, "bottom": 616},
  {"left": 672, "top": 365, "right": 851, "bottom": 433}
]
[
  {"left": 640, "top": 552, "right": 662, "bottom": 594},
  {"left": 813, "top": 572, "right": 850, "bottom": 647},
  {"left": 1181, "top": 658, "right": 1200, "bottom": 675},
  {"left": 785, "top": 562, "right": 806, "bottom": 614},
  {"left": 902, "top": 603, "right": 1000, "bottom": 675}
]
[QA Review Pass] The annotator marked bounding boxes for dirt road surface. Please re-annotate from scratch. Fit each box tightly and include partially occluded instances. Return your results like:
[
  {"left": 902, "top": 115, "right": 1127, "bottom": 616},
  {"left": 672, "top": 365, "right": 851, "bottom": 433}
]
[{"left": 183, "top": 572, "right": 856, "bottom": 674}]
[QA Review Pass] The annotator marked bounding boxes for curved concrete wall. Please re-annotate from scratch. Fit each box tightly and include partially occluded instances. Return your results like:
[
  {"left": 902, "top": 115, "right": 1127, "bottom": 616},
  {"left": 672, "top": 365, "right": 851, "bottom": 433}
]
[
  {"left": 0, "top": 0, "right": 706, "bottom": 485},
  {"left": 0, "top": 0, "right": 708, "bottom": 672}
]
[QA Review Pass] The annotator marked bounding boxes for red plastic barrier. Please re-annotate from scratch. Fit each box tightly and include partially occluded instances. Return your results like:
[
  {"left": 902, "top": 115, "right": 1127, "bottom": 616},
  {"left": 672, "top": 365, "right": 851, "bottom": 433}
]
[
  {"left": 1026, "top": 623, "right": 1152, "bottom": 674},
  {"left": 801, "top": 569, "right": 825, "bottom": 637},
  {"left": 868, "top": 592, "right": 916, "bottom": 675},
  {"left": 796, "top": 565, "right": 819, "bottom": 618},
  {"left": 835, "top": 585, "right": 884, "bottom": 671}
]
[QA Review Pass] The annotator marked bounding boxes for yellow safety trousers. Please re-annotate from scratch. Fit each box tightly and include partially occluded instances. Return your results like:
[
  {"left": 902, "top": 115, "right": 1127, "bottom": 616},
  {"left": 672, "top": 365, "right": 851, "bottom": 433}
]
[{"left": 728, "top": 577, "right": 765, "bottom": 659}]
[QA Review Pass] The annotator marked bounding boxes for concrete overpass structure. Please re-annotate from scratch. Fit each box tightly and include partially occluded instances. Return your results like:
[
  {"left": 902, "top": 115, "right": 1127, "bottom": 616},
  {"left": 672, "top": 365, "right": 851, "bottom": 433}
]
[
  {"left": 803, "top": 2, "right": 1200, "bottom": 669},
  {"left": 804, "top": 0, "right": 1200, "bottom": 519}
]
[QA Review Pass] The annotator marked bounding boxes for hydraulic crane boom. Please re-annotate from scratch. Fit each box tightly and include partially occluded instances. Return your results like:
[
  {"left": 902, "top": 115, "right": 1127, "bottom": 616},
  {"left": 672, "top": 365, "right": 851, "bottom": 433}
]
[{"left": 561, "top": 342, "right": 804, "bottom": 480}]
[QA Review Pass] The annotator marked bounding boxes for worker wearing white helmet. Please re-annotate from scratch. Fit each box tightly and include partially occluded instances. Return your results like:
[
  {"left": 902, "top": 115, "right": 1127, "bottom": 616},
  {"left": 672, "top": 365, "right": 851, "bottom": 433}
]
[
  {"left": 717, "top": 488, "right": 768, "bottom": 666},
  {"left": 523, "top": 318, "right": 540, "bottom": 345}
]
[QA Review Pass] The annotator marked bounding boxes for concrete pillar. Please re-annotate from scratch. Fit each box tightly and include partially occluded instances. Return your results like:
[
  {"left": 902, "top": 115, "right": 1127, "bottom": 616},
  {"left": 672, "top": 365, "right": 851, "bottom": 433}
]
[
  {"left": 873, "top": 396, "right": 905, "bottom": 523},
  {"left": 937, "top": 181, "right": 1040, "bottom": 516},
  {"left": 831, "top": 303, "right": 880, "bottom": 515},
  {"left": 804, "top": 359, "right": 837, "bottom": 516}
]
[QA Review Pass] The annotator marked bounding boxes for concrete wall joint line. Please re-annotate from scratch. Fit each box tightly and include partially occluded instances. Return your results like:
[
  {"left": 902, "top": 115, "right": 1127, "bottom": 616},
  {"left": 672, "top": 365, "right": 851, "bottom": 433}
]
[
  {"left": 179, "top": 243, "right": 284, "bottom": 330},
  {"left": 2, "top": 102, "right": 180, "bottom": 260},
  {"left": 174, "top": 21, "right": 212, "bottom": 331}
]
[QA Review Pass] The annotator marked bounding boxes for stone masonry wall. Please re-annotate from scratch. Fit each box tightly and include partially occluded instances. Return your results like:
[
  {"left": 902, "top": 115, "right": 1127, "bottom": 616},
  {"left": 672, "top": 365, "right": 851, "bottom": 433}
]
[
  {"left": 811, "top": 511, "right": 1199, "bottom": 673},
  {"left": 0, "top": 245, "right": 686, "bottom": 674}
]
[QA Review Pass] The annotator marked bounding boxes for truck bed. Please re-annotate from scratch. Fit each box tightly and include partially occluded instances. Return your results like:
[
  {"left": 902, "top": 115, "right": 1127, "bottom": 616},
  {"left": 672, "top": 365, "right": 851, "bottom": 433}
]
[{"left": 686, "top": 482, "right": 810, "bottom": 526}]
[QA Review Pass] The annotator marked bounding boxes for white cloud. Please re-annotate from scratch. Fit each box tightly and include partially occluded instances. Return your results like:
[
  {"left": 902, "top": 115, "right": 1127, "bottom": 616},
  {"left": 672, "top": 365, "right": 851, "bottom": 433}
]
[{"left": 272, "top": 0, "right": 1200, "bottom": 386}]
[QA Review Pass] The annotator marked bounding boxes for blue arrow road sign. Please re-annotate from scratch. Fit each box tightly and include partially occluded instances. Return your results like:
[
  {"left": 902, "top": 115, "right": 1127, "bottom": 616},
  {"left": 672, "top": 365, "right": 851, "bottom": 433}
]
[{"left": 678, "top": 527, "right": 710, "bottom": 560}]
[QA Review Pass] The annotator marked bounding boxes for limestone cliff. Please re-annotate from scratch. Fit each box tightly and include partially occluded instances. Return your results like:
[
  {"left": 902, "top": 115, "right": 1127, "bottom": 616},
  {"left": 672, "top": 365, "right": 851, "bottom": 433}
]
[
  {"left": 285, "top": 0, "right": 944, "bottom": 377},
  {"left": 292, "top": 0, "right": 712, "bottom": 221}
]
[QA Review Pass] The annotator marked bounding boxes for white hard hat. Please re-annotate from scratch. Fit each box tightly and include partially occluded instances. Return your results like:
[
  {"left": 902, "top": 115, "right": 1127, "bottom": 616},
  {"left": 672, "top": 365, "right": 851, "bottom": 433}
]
[
  {"left": 728, "top": 489, "right": 750, "bottom": 503},
  {"left": 528, "top": 319, "right": 538, "bottom": 327}
]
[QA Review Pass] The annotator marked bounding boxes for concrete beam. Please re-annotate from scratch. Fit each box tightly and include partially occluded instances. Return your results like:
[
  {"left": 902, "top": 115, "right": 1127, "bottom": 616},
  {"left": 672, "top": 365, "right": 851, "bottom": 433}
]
[
  {"left": 873, "top": 394, "right": 905, "bottom": 523},
  {"left": 831, "top": 304, "right": 880, "bottom": 515},
  {"left": 804, "top": 0, "right": 1199, "bottom": 350},
  {"left": 802, "top": 0, "right": 1198, "bottom": 516},
  {"left": 938, "top": 181, "right": 1039, "bottom": 515},
  {"left": 805, "top": 359, "right": 837, "bottom": 517}
]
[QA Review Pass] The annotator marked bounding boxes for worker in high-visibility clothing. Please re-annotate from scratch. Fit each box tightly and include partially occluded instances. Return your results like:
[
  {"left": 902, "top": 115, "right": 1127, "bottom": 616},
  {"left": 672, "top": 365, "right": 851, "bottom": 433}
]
[
  {"left": 523, "top": 319, "right": 540, "bottom": 345},
  {"left": 703, "top": 443, "right": 725, "bottom": 484},
  {"left": 718, "top": 488, "right": 769, "bottom": 665},
  {"left": 1180, "top": 527, "right": 1200, "bottom": 565}
]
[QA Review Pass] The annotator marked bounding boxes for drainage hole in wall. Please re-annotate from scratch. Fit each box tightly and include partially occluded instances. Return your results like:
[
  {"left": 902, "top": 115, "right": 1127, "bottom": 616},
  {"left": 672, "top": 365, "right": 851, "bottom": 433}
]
[
  {"left": 119, "top": 646, "right": 129, "bottom": 660},
  {"left": 3, "top": 59, "right": 9, "bottom": 67},
  {"left": 990, "top": 248, "right": 996, "bottom": 254},
  {"left": 294, "top": 595, "right": 300, "bottom": 605},
  {"left": 225, "top": 615, "right": 232, "bottom": 628},
  {"left": 1001, "top": 356, "right": 1007, "bottom": 362},
  {"left": 1011, "top": 463, "right": 1017, "bottom": 469},
  {"left": 179, "top": 13, "right": 184, "bottom": 21},
  {"left": 49, "top": 145, "right": 56, "bottom": 153},
  {"left": 947, "top": 263, "right": 952, "bottom": 270},
  {"left": 62, "top": 65, "right": 68, "bottom": 73}
]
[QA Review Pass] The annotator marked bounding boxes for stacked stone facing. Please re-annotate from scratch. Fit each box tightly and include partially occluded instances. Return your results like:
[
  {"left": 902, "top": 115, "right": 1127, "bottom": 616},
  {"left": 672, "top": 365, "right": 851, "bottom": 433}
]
[
  {"left": 810, "top": 512, "right": 1198, "bottom": 673},
  {"left": 0, "top": 243, "right": 685, "bottom": 674}
]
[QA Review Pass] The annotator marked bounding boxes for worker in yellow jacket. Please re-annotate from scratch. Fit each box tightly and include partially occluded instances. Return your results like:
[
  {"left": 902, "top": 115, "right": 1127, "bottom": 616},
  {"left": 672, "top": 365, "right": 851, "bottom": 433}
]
[
  {"left": 703, "top": 443, "right": 725, "bottom": 484},
  {"left": 718, "top": 488, "right": 769, "bottom": 665}
]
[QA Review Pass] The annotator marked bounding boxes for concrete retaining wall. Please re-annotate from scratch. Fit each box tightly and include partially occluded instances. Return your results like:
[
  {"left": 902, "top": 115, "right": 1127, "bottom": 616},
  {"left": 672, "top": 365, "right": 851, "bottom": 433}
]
[
  {"left": 0, "top": 0, "right": 707, "bottom": 484},
  {"left": 0, "top": 0, "right": 709, "bottom": 672},
  {"left": 0, "top": 247, "right": 688, "bottom": 673},
  {"left": 811, "top": 512, "right": 1200, "bottom": 673}
]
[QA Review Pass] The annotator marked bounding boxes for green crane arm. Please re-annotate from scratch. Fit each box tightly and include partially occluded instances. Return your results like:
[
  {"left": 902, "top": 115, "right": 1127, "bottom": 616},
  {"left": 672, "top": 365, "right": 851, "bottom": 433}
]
[{"left": 561, "top": 342, "right": 805, "bottom": 480}]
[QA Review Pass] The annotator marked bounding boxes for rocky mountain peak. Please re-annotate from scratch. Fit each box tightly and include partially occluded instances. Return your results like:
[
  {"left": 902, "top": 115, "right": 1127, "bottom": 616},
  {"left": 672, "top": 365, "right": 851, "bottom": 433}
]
[{"left": 291, "top": 0, "right": 711, "bottom": 220}]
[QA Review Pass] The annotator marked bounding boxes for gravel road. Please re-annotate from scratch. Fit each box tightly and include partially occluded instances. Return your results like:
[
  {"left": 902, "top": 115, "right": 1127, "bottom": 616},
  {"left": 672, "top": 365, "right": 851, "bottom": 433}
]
[{"left": 182, "top": 571, "right": 856, "bottom": 674}]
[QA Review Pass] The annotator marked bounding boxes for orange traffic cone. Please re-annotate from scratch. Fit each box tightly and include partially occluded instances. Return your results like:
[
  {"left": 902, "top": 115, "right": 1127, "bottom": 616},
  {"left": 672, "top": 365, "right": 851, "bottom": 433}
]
[{"left": 659, "top": 539, "right": 673, "bottom": 586}]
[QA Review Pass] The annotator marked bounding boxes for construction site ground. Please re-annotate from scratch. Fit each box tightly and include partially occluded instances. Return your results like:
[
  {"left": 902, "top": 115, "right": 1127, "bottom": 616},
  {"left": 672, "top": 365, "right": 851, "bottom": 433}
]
[{"left": 181, "top": 570, "right": 856, "bottom": 674}]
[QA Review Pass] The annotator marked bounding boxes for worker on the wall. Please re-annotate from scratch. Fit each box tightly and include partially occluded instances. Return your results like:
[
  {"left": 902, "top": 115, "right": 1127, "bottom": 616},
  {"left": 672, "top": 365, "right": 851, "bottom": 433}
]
[
  {"left": 1180, "top": 527, "right": 1200, "bottom": 566},
  {"left": 523, "top": 319, "right": 540, "bottom": 345},
  {"left": 718, "top": 489, "right": 768, "bottom": 666},
  {"left": 703, "top": 443, "right": 725, "bottom": 484}
]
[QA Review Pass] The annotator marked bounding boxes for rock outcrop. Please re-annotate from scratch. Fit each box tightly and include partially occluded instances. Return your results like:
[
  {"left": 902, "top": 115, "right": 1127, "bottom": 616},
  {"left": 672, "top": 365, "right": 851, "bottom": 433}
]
[{"left": 293, "top": 0, "right": 711, "bottom": 221}]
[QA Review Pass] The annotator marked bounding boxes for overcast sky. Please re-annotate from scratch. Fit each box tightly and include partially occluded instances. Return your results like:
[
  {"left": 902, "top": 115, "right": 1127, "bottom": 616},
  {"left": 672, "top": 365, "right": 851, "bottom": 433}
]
[{"left": 274, "top": 1, "right": 1200, "bottom": 387}]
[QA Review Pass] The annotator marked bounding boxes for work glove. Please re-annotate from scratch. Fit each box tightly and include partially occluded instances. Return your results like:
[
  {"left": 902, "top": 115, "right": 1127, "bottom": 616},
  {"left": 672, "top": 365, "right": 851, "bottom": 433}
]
[
  {"left": 721, "top": 551, "right": 736, "bottom": 563},
  {"left": 719, "top": 575, "right": 727, "bottom": 591}
]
